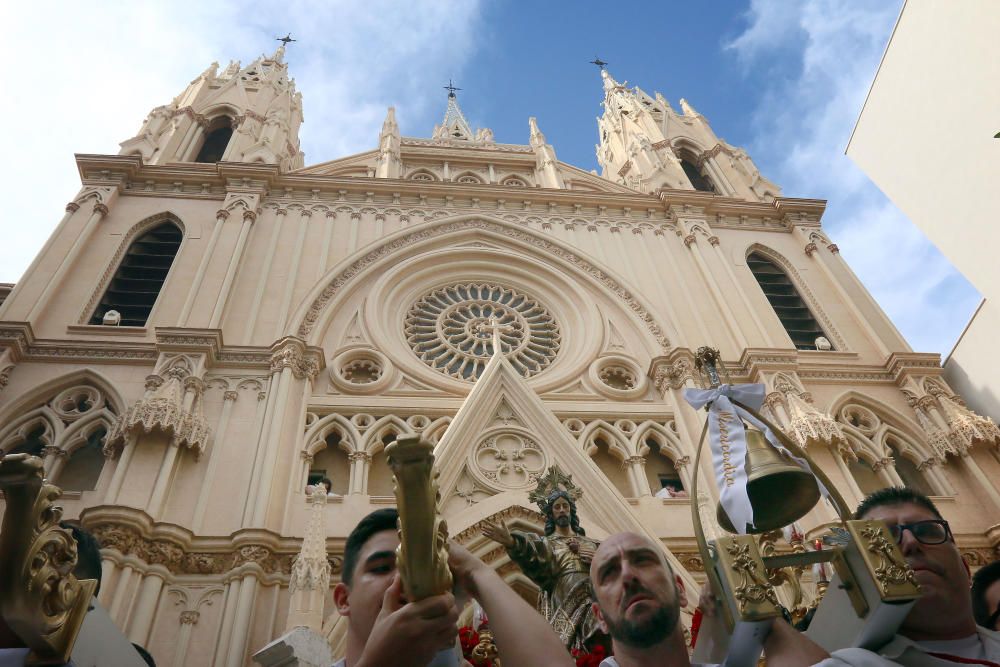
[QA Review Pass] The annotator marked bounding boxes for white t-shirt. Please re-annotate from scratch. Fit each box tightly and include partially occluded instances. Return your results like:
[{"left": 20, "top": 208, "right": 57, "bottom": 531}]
[{"left": 819, "top": 627, "right": 1000, "bottom": 667}]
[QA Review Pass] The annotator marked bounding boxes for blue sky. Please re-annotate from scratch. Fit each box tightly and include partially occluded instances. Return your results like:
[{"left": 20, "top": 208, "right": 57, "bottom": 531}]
[{"left": 0, "top": 0, "right": 980, "bottom": 357}]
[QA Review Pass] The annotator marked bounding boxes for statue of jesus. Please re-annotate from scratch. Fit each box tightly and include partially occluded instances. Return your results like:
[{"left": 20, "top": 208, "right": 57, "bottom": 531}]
[{"left": 482, "top": 470, "right": 605, "bottom": 652}]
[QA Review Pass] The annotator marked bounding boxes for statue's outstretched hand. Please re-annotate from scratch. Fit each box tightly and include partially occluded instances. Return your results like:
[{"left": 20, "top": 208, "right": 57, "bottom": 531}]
[{"left": 481, "top": 519, "right": 514, "bottom": 548}]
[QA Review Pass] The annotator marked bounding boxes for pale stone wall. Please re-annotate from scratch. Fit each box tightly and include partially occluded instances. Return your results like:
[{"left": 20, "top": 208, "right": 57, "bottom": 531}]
[{"left": 846, "top": 0, "right": 1000, "bottom": 422}]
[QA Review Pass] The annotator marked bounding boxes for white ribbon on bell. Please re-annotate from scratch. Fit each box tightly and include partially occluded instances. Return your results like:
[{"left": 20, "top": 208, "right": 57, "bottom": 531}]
[{"left": 684, "top": 383, "right": 828, "bottom": 534}]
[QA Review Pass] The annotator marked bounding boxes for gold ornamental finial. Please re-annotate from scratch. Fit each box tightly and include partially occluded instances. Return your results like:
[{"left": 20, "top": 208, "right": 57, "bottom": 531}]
[
  {"left": 385, "top": 435, "right": 453, "bottom": 603},
  {"left": 0, "top": 454, "right": 97, "bottom": 664}
]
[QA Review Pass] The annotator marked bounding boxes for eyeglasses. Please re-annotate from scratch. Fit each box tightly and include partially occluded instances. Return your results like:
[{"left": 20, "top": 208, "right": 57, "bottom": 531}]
[{"left": 886, "top": 519, "right": 952, "bottom": 545}]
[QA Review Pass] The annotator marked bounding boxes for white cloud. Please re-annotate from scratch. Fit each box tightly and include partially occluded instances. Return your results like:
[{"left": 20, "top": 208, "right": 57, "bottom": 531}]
[
  {"left": 726, "top": 0, "right": 980, "bottom": 355},
  {"left": 0, "top": 0, "right": 483, "bottom": 283}
]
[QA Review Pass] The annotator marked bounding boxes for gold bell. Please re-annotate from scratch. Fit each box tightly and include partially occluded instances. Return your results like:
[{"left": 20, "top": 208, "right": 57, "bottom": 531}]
[{"left": 716, "top": 427, "right": 821, "bottom": 534}]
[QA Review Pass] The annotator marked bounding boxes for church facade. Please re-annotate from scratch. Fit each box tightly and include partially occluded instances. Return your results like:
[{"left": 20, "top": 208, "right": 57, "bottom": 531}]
[{"left": 1, "top": 46, "right": 998, "bottom": 666}]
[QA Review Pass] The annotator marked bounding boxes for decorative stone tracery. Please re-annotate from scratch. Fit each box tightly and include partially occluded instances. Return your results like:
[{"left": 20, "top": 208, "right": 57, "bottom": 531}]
[{"left": 404, "top": 282, "right": 560, "bottom": 380}]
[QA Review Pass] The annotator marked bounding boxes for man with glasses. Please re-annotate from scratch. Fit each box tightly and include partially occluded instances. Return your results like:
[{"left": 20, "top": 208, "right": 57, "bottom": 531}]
[
  {"left": 818, "top": 487, "right": 1000, "bottom": 666},
  {"left": 972, "top": 560, "right": 1000, "bottom": 632}
]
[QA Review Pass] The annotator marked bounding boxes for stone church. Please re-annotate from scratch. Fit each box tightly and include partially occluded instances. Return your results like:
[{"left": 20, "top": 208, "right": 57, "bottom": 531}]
[{"left": 1, "top": 44, "right": 998, "bottom": 666}]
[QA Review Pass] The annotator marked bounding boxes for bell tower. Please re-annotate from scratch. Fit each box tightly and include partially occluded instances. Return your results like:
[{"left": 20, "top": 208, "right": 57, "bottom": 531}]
[
  {"left": 118, "top": 44, "right": 305, "bottom": 171},
  {"left": 595, "top": 68, "right": 780, "bottom": 202}
]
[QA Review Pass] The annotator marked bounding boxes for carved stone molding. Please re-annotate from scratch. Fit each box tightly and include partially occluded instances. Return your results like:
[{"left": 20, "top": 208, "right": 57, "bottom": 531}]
[
  {"left": 269, "top": 338, "right": 324, "bottom": 381},
  {"left": 88, "top": 522, "right": 344, "bottom": 578},
  {"left": 649, "top": 353, "right": 695, "bottom": 393},
  {"left": 804, "top": 242, "right": 818, "bottom": 256},
  {"left": 297, "top": 218, "right": 672, "bottom": 350},
  {"left": 179, "top": 610, "right": 200, "bottom": 625}
]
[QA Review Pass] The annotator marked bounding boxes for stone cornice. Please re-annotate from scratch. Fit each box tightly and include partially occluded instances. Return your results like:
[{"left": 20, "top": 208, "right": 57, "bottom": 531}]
[
  {"left": 73, "top": 154, "right": 832, "bottom": 234},
  {"left": 154, "top": 327, "right": 224, "bottom": 357},
  {"left": 79, "top": 506, "right": 345, "bottom": 580},
  {"left": 0, "top": 323, "right": 292, "bottom": 370}
]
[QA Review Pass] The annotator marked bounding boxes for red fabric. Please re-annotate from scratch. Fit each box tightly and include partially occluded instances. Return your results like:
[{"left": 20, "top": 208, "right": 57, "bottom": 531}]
[
  {"left": 571, "top": 644, "right": 607, "bottom": 667},
  {"left": 690, "top": 607, "right": 703, "bottom": 648}
]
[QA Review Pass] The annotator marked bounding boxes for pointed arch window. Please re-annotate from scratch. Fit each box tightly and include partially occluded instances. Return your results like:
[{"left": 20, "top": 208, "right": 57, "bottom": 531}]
[
  {"left": 680, "top": 158, "right": 716, "bottom": 193},
  {"left": 848, "top": 456, "right": 884, "bottom": 495},
  {"left": 194, "top": 118, "right": 234, "bottom": 163},
  {"left": 747, "top": 252, "right": 828, "bottom": 350},
  {"left": 58, "top": 427, "right": 107, "bottom": 491},
  {"left": 886, "top": 437, "right": 933, "bottom": 496},
  {"left": 89, "top": 222, "right": 182, "bottom": 327}
]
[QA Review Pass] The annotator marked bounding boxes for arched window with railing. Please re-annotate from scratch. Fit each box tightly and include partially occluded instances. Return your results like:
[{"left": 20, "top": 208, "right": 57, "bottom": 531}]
[
  {"left": 89, "top": 221, "right": 182, "bottom": 327},
  {"left": 747, "top": 251, "right": 828, "bottom": 350}
]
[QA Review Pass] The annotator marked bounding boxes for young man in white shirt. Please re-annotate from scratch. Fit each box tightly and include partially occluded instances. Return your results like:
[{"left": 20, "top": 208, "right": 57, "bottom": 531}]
[
  {"left": 818, "top": 488, "right": 1000, "bottom": 667},
  {"left": 331, "top": 507, "right": 573, "bottom": 667}
]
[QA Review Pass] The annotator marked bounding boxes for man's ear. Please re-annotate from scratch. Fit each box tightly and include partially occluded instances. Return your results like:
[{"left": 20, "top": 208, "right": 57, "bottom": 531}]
[
  {"left": 675, "top": 574, "right": 688, "bottom": 609},
  {"left": 333, "top": 582, "right": 351, "bottom": 616},
  {"left": 592, "top": 601, "right": 609, "bottom": 633}
]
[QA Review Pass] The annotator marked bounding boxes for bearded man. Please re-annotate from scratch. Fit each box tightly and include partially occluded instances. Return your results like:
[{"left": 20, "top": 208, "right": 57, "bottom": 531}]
[{"left": 482, "top": 489, "right": 605, "bottom": 652}]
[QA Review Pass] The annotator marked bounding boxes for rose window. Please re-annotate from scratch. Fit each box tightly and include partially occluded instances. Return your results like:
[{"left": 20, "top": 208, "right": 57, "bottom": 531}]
[{"left": 404, "top": 283, "right": 560, "bottom": 381}]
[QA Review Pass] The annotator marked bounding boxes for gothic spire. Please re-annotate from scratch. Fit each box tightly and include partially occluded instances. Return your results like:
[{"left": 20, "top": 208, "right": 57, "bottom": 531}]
[{"left": 437, "top": 81, "right": 473, "bottom": 141}]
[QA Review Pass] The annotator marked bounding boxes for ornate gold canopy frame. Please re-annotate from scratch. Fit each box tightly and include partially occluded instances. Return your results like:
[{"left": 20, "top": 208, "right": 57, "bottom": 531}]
[{"left": 688, "top": 348, "right": 920, "bottom": 665}]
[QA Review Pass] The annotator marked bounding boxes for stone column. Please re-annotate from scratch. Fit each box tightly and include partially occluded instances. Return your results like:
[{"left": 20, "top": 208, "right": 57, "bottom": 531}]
[
  {"left": 147, "top": 442, "right": 181, "bottom": 519},
  {"left": 247, "top": 338, "right": 323, "bottom": 527},
  {"left": 681, "top": 230, "right": 742, "bottom": 352},
  {"left": 98, "top": 558, "right": 116, "bottom": 607},
  {"left": 274, "top": 208, "right": 312, "bottom": 336},
  {"left": 654, "top": 230, "right": 712, "bottom": 344},
  {"left": 0, "top": 202, "right": 81, "bottom": 320},
  {"left": 624, "top": 456, "right": 650, "bottom": 497},
  {"left": 171, "top": 610, "right": 200, "bottom": 667},
  {"left": 832, "top": 447, "right": 865, "bottom": 504},
  {"left": 193, "top": 389, "right": 239, "bottom": 532},
  {"left": 348, "top": 451, "right": 371, "bottom": 495},
  {"left": 179, "top": 209, "right": 230, "bottom": 325},
  {"left": 127, "top": 570, "right": 166, "bottom": 645},
  {"left": 106, "top": 433, "right": 137, "bottom": 504},
  {"left": 243, "top": 207, "right": 286, "bottom": 344},
  {"left": 27, "top": 201, "right": 110, "bottom": 321},
  {"left": 705, "top": 234, "right": 771, "bottom": 345},
  {"left": 109, "top": 564, "right": 137, "bottom": 622},
  {"left": 212, "top": 577, "right": 242, "bottom": 667},
  {"left": 225, "top": 572, "right": 259, "bottom": 667},
  {"left": 958, "top": 451, "right": 1000, "bottom": 513},
  {"left": 210, "top": 209, "right": 258, "bottom": 327},
  {"left": 41, "top": 446, "right": 68, "bottom": 478}
]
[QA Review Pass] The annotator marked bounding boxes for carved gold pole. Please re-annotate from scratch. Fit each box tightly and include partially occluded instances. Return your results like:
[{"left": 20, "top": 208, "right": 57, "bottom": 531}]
[
  {"left": 0, "top": 454, "right": 97, "bottom": 665},
  {"left": 385, "top": 435, "right": 453, "bottom": 602}
]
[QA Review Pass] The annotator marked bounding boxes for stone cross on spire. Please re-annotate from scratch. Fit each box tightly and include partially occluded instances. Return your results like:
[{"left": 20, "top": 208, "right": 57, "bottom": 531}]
[{"left": 436, "top": 80, "right": 474, "bottom": 140}]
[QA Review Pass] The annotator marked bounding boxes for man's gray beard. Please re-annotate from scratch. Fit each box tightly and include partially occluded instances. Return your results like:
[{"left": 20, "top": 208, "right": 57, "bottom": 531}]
[
  {"left": 554, "top": 515, "right": 571, "bottom": 527},
  {"left": 604, "top": 597, "right": 679, "bottom": 649}
]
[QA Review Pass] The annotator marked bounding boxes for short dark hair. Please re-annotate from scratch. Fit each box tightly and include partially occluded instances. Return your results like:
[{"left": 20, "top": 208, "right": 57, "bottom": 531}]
[
  {"left": 341, "top": 508, "right": 398, "bottom": 587},
  {"left": 972, "top": 560, "right": 1000, "bottom": 627},
  {"left": 853, "top": 487, "right": 943, "bottom": 521},
  {"left": 61, "top": 521, "right": 102, "bottom": 595}
]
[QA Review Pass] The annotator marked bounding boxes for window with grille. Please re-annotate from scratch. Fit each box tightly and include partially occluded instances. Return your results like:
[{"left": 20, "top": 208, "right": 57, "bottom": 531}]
[
  {"left": 89, "top": 222, "right": 182, "bottom": 327},
  {"left": 747, "top": 252, "right": 828, "bottom": 350}
]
